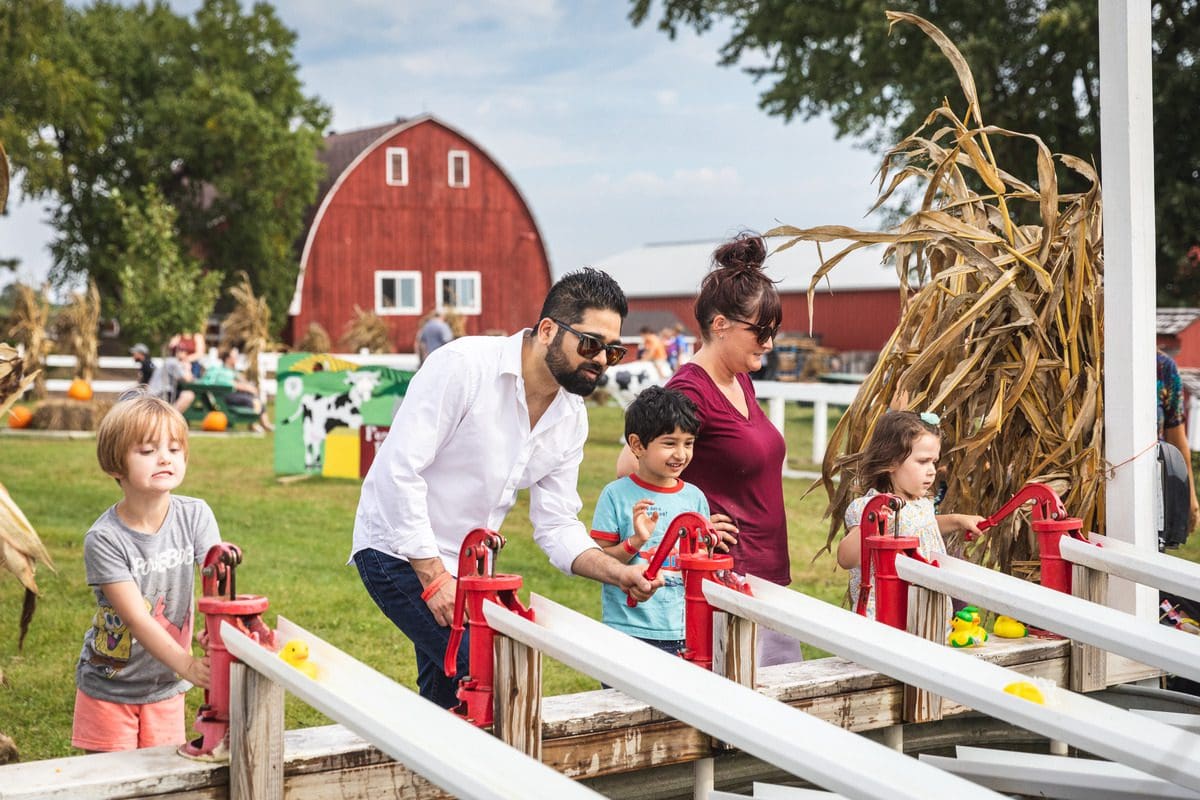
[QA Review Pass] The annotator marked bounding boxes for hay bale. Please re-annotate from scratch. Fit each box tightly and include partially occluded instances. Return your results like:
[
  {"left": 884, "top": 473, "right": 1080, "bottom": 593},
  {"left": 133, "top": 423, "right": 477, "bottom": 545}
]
[{"left": 30, "top": 398, "right": 113, "bottom": 431}]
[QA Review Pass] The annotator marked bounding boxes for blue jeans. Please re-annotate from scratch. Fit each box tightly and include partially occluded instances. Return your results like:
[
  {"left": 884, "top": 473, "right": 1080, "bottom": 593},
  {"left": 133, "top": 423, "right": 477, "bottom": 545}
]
[{"left": 354, "top": 549, "right": 468, "bottom": 709}]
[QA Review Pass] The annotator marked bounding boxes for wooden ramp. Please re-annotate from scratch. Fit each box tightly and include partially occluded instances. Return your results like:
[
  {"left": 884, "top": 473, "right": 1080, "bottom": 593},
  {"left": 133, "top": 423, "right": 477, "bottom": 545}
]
[
  {"left": 703, "top": 577, "right": 1200, "bottom": 793},
  {"left": 921, "top": 746, "right": 1200, "bottom": 799},
  {"left": 1061, "top": 533, "right": 1200, "bottom": 602},
  {"left": 895, "top": 553, "right": 1200, "bottom": 684},
  {"left": 221, "top": 616, "right": 604, "bottom": 800},
  {"left": 484, "top": 593, "right": 1006, "bottom": 800}
]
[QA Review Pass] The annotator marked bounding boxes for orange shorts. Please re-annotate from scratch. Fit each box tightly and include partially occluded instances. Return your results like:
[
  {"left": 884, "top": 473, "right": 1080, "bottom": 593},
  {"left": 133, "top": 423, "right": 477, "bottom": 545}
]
[{"left": 71, "top": 689, "right": 186, "bottom": 751}]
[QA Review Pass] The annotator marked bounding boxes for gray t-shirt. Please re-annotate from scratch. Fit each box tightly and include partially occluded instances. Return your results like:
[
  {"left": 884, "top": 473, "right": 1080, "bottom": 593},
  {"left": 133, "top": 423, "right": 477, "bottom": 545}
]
[
  {"left": 419, "top": 318, "right": 454, "bottom": 355},
  {"left": 76, "top": 495, "right": 221, "bottom": 704}
]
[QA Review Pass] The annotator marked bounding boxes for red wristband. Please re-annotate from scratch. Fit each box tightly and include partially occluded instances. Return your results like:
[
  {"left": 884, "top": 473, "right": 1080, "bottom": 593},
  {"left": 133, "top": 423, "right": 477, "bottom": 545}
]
[
  {"left": 420, "top": 572, "right": 453, "bottom": 601},
  {"left": 622, "top": 539, "right": 638, "bottom": 556}
]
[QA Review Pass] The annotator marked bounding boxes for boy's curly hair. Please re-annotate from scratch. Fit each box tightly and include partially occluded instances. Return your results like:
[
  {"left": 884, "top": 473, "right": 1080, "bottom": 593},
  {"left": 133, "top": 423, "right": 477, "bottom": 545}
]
[{"left": 624, "top": 386, "right": 698, "bottom": 446}]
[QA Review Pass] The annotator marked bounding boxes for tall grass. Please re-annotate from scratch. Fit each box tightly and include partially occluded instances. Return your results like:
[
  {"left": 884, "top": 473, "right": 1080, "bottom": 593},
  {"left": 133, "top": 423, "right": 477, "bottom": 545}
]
[{"left": 0, "top": 402, "right": 846, "bottom": 761}]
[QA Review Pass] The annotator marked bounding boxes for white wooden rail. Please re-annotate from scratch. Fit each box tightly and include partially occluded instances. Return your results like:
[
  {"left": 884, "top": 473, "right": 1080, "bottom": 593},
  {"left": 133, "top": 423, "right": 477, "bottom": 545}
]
[
  {"left": 484, "top": 593, "right": 1005, "bottom": 800},
  {"left": 894, "top": 554, "right": 1200, "bottom": 684},
  {"left": 922, "top": 746, "right": 1200, "bottom": 800},
  {"left": 703, "top": 577, "right": 1200, "bottom": 793},
  {"left": 1060, "top": 533, "right": 1200, "bottom": 603},
  {"left": 221, "top": 615, "right": 603, "bottom": 800},
  {"left": 754, "top": 380, "right": 858, "bottom": 468}
]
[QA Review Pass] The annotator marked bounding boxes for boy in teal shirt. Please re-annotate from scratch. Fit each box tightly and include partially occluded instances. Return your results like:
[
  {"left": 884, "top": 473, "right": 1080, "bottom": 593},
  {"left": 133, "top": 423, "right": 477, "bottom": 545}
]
[{"left": 591, "top": 386, "right": 709, "bottom": 653}]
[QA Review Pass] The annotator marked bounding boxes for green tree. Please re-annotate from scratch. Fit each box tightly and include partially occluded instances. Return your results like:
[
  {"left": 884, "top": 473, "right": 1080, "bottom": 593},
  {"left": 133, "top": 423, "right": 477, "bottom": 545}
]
[
  {"left": 0, "top": 0, "right": 330, "bottom": 329},
  {"left": 115, "top": 185, "right": 222, "bottom": 352},
  {"left": 630, "top": 1, "right": 1199, "bottom": 302}
]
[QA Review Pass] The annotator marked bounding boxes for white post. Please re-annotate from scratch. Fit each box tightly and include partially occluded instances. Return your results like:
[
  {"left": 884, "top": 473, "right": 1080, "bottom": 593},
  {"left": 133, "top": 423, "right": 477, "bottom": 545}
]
[
  {"left": 1099, "top": 0, "right": 1157, "bottom": 619},
  {"left": 811, "top": 400, "right": 828, "bottom": 464}
]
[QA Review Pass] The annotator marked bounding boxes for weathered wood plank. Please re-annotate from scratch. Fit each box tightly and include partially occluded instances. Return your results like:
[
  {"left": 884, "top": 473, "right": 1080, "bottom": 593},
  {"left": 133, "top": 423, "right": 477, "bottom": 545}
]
[
  {"left": 1070, "top": 563, "right": 1108, "bottom": 692},
  {"left": 229, "top": 661, "right": 285, "bottom": 800},
  {"left": 904, "top": 585, "right": 948, "bottom": 723},
  {"left": 494, "top": 635, "right": 543, "bottom": 760}
]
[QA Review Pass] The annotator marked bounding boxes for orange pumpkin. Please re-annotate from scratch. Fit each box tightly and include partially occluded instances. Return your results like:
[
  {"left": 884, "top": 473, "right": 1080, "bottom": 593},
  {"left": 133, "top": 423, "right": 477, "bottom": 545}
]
[
  {"left": 7, "top": 406, "right": 33, "bottom": 429},
  {"left": 201, "top": 411, "right": 228, "bottom": 432},
  {"left": 67, "top": 379, "right": 93, "bottom": 401}
]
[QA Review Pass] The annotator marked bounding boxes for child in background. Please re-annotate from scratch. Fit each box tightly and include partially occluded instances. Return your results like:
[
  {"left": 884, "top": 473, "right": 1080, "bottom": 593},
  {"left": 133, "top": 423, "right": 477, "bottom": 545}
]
[
  {"left": 836, "top": 411, "right": 983, "bottom": 619},
  {"left": 591, "top": 386, "right": 719, "bottom": 654},
  {"left": 72, "top": 391, "right": 221, "bottom": 752}
]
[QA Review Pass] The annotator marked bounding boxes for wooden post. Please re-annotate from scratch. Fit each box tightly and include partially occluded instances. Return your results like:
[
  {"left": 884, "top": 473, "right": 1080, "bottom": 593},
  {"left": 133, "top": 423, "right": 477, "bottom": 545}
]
[
  {"left": 494, "top": 635, "right": 542, "bottom": 760},
  {"left": 229, "top": 662, "right": 285, "bottom": 800},
  {"left": 710, "top": 610, "right": 757, "bottom": 754},
  {"left": 903, "top": 585, "right": 947, "bottom": 722},
  {"left": 1070, "top": 563, "right": 1108, "bottom": 692}
]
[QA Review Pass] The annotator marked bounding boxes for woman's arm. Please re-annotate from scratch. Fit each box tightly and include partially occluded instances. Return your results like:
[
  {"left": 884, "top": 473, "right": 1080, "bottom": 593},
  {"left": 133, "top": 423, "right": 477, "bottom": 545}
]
[{"left": 99, "top": 581, "right": 210, "bottom": 689}]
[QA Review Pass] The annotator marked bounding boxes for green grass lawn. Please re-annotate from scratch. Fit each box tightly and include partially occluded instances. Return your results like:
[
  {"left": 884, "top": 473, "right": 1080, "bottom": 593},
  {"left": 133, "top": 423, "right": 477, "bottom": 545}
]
[{"left": 1, "top": 401, "right": 1196, "bottom": 762}]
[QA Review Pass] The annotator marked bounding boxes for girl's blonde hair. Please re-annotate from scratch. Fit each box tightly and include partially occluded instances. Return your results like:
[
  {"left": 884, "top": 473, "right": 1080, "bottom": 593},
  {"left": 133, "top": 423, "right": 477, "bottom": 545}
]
[
  {"left": 96, "top": 393, "right": 189, "bottom": 477},
  {"left": 857, "top": 411, "right": 940, "bottom": 494}
]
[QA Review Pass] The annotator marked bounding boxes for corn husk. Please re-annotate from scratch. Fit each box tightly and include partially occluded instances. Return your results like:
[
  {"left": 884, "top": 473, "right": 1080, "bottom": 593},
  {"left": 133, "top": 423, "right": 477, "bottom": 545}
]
[
  {"left": 56, "top": 281, "right": 101, "bottom": 381},
  {"left": 0, "top": 344, "right": 38, "bottom": 421},
  {"left": 774, "top": 12, "right": 1104, "bottom": 573},
  {"left": 338, "top": 305, "right": 392, "bottom": 354},
  {"left": 220, "top": 272, "right": 273, "bottom": 384}
]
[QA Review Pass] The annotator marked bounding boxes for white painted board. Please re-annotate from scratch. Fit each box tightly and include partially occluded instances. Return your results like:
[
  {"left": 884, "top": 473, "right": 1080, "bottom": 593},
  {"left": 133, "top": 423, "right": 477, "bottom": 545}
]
[
  {"left": 921, "top": 745, "right": 1200, "bottom": 799},
  {"left": 704, "top": 577, "right": 1200, "bottom": 793},
  {"left": 1061, "top": 533, "right": 1200, "bottom": 603},
  {"left": 221, "top": 616, "right": 603, "bottom": 800},
  {"left": 895, "top": 553, "right": 1200, "bottom": 683},
  {"left": 484, "top": 594, "right": 1006, "bottom": 800}
]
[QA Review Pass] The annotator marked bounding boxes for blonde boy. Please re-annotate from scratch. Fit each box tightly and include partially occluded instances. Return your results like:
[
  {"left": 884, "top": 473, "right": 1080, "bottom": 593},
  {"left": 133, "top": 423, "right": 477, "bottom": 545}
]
[{"left": 72, "top": 392, "right": 220, "bottom": 752}]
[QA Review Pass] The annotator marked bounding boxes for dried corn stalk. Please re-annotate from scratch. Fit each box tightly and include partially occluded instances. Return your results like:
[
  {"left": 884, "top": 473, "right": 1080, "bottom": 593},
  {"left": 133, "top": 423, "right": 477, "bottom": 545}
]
[
  {"left": 773, "top": 12, "right": 1104, "bottom": 573},
  {"left": 56, "top": 280, "right": 101, "bottom": 380},
  {"left": 339, "top": 305, "right": 392, "bottom": 354},
  {"left": 296, "top": 322, "right": 332, "bottom": 354},
  {"left": 0, "top": 345, "right": 38, "bottom": 421},
  {"left": 6, "top": 285, "right": 51, "bottom": 399},
  {"left": 220, "top": 272, "right": 273, "bottom": 384}
]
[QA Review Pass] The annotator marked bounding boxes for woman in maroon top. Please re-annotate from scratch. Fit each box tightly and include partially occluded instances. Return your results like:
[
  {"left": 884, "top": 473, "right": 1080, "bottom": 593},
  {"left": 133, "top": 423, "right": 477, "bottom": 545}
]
[{"left": 619, "top": 232, "right": 799, "bottom": 665}]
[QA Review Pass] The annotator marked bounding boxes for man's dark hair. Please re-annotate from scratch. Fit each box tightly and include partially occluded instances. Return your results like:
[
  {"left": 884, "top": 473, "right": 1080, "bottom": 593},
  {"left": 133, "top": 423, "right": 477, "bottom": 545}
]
[
  {"left": 539, "top": 267, "right": 628, "bottom": 324},
  {"left": 624, "top": 386, "right": 699, "bottom": 445}
]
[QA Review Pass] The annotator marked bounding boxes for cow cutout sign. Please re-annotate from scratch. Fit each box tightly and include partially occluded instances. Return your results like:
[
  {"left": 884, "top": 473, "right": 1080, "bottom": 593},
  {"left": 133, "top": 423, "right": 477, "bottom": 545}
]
[{"left": 273, "top": 354, "right": 412, "bottom": 476}]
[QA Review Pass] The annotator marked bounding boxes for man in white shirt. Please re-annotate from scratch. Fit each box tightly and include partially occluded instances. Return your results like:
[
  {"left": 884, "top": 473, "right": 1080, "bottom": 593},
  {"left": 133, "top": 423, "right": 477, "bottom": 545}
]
[{"left": 351, "top": 268, "right": 660, "bottom": 708}]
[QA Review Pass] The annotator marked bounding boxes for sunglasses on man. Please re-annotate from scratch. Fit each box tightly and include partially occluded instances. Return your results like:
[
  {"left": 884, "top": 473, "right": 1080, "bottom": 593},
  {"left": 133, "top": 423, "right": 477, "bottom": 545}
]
[
  {"left": 725, "top": 316, "right": 780, "bottom": 345},
  {"left": 549, "top": 318, "right": 628, "bottom": 366}
]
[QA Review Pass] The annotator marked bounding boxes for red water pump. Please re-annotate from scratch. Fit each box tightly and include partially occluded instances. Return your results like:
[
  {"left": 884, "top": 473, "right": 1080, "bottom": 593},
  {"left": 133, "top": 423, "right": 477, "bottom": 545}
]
[
  {"left": 968, "top": 482, "right": 1088, "bottom": 594},
  {"left": 855, "top": 493, "right": 938, "bottom": 629},
  {"left": 443, "top": 529, "right": 534, "bottom": 728},
  {"left": 629, "top": 511, "right": 751, "bottom": 670},
  {"left": 179, "top": 543, "right": 276, "bottom": 760}
]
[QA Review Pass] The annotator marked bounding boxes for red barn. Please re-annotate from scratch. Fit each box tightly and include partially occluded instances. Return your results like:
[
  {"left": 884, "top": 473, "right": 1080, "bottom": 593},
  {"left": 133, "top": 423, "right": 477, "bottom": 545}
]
[
  {"left": 1158, "top": 308, "right": 1200, "bottom": 368},
  {"left": 287, "top": 115, "right": 551, "bottom": 348},
  {"left": 595, "top": 239, "right": 901, "bottom": 352}
]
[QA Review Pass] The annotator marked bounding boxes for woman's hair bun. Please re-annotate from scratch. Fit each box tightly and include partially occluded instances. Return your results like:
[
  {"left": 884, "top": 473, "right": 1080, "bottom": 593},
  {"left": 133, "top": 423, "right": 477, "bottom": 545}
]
[{"left": 713, "top": 231, "right": 766, "bottom": 273}]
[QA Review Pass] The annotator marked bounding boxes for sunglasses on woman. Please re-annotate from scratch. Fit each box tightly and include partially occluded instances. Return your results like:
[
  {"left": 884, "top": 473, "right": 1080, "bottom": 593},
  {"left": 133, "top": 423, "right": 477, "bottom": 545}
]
[
  {"left": 550, "top": 318, "right": 628, "bottom": 366},
  {"left": 725, "top": 316, "right": 780, "bottom": 345}
]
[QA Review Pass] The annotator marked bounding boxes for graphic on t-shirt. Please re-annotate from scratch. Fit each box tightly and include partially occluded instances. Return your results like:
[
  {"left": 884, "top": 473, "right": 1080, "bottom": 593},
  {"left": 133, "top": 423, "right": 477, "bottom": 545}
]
[{"left": 88, "top": 604, "right": 134, "bottom": 675}]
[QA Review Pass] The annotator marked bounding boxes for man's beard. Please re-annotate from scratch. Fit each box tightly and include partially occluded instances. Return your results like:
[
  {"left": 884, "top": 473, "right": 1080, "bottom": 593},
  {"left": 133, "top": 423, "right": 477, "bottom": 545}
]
[{"left": 546, "top": 331, "right": 602, "bottom": 396}]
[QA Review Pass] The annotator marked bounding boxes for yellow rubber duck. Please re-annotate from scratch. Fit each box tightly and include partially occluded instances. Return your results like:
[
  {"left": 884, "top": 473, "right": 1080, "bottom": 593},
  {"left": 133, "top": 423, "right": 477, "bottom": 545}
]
[
  {"left": 993, "top": 615, "right": 1028, "bottom": 639},
  {"left": 961, "top": 605, "right": 989, "bottom": 642},
  {"left": 279, "top": 638, "right": 319, "bottom": 679},
  {"left": 947, "top": 611, "right": 986, "bottom": 648},
  {"left": 1003, "top": 681, "right": 1045, "bottom": 704}
]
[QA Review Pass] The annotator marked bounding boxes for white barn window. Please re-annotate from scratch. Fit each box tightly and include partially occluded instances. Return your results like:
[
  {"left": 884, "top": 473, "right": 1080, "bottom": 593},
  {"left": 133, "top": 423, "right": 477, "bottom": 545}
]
[
  {"left": 375, "top": 270, "right": 421, "bottom": 315},
  {"left": 448, "top": 150, "right": 469, "bottom": 188},
  {"left": 386, "top": 147, "right": 408, "bottom": 186},
  {"left": 436, "top": 271, "right": 481, "bottom": 315}
]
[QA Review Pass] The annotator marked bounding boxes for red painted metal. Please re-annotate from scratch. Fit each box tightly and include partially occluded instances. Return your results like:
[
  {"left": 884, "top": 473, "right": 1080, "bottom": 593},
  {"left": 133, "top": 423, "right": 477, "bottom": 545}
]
[
  {"left": 443, "top": 529, "right": 534, "bottom": 728},
  {"left": 629, "top": 511, "right": 751, "bottom": 670},
  {"left": 854, "top": 493, "right": 937, "bottom": 629},
  {"left": 970, "top": 483, "right": 1089, "bottom": 594},
  {"left": 179, "top": 544, "right": 277, "bottom": 759}
]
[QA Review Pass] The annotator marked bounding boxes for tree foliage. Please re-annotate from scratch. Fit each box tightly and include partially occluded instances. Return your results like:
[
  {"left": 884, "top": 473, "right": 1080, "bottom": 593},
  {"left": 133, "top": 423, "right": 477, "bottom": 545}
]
[
  {"left": 0, "top": 0, "right": 330, "bottom": 328},
  {"left": 629, "top": 0, "right": 1199, "bottom": 301},
  {"left": 115, "top": 185, "right": 222, "bottom": 352}
]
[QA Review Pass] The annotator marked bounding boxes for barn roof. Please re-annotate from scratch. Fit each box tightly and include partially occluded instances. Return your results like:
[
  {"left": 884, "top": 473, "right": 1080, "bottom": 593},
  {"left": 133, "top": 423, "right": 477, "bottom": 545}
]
[
  {"left": 592, "top": 238, "right": 898, "bottom": 299},
  {"left": 1157, "top": 307, "right": 1200, "bottom": 335}
]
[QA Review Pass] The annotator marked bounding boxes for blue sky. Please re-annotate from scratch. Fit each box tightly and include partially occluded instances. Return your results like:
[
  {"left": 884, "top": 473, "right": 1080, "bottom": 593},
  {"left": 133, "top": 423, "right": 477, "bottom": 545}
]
[{"left": 0, "top": 0, "right": 883, "bottom": 288}]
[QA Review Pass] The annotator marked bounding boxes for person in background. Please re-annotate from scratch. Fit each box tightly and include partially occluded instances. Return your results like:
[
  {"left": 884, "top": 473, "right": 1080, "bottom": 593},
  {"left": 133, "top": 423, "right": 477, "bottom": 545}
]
[
  {"left": 173, "top": 348, "right": 272, "bottom": 432},
  {"left": 617, "top": 232, "right": 796, "bottom": 666},
  {"left": 351, "top": 268, "right": 662, "bottom": 708},
  {"left": 72, "top": 392, "right": 219, "bottom": 752},
  {"left": 130, "top": 344, "right": 154, "bottom": 386},
  {"left": 639, "top": 326, "right": 669, "bottom": 378},
  {"left": 417, "top": 309, "right": 454, "bottom": 367},
  {"left": 1158, "top": 350, "right": 1199, "bottom": 532},
  {"left": 168, "top": 332, "right": 206, "bottom": 379},
  {"left": 662, "top": 326, "right": 680, "bottom": 372}
]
